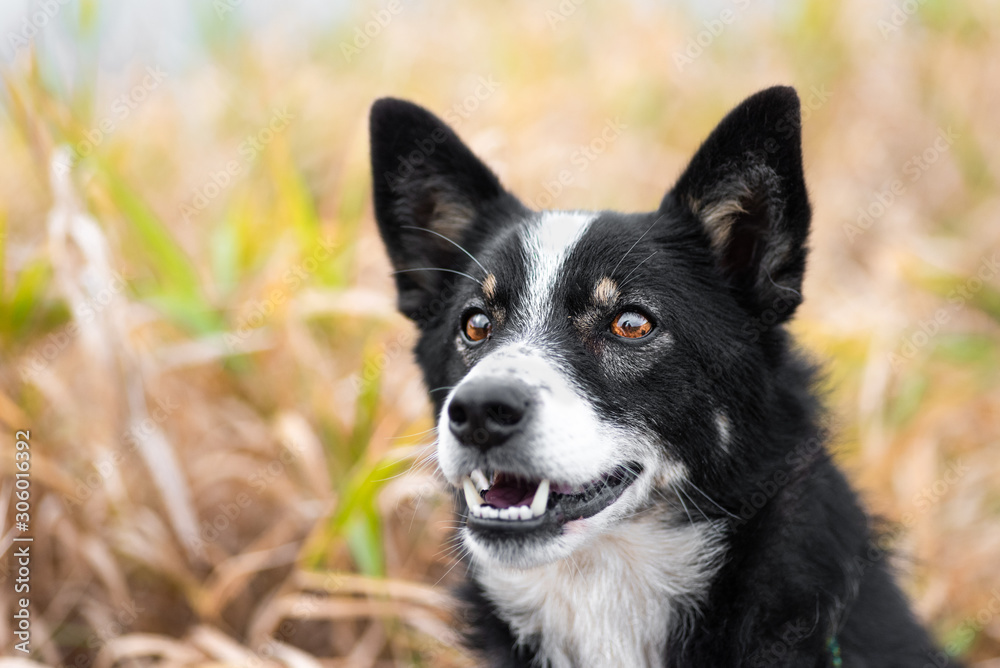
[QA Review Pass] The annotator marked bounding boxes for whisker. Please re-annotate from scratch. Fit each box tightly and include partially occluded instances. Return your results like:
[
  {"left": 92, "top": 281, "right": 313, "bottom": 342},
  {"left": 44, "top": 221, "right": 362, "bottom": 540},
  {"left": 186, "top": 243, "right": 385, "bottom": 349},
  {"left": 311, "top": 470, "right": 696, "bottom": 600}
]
[
  {"left": 405, "top": 494, "right": 423, "bottom": 534},
  {"left": 379, "top": 442, "right": 436, "bottom": 468},
  {"left": 393, "top": 267, "right": 482, "bottom": 284},
  {"left": 433, "top": 541, "right": 463, "bottom": 557},
  {"left": 413, "top": 447, "right": 441, "bottom": 469},
  {"left": 434, "top": 544, "right": 471, "bottom": 586},
  {"left": 676, "top": 484, "right": 712, "bottom": 522},
  {"left": 610, "top": 214, "right": 664, "bottom": 277},
  {"left": 372, "top": 469, "right": 413, "bottom": 483},
  {"left": 687, "top": 481, "right": 739, "bottom": 519},
  {"left": 765, "top": 267, "right": 802, "bottom": 298},
  {"left": 566, "top": 552, "right": 585, "bottom": 581},
  {"left": 390, "top": 426, "right": 439, "bottom": 440},
  {"left": 401, "top": 225, "right": 489, "bottom": 276},
  {"left": 673, "top": 487, "right": 696, "bottom": 525},
  {"left": 619, "top": 250, "right": 659, "bottom": 288}
]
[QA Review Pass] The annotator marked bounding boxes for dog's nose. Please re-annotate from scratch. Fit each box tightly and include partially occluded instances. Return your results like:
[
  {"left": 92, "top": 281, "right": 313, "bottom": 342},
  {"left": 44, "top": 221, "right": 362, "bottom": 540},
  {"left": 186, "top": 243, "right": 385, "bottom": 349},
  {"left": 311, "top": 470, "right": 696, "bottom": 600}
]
[{"left": 447, "top": 379, "right": 531, "bottom": 451}]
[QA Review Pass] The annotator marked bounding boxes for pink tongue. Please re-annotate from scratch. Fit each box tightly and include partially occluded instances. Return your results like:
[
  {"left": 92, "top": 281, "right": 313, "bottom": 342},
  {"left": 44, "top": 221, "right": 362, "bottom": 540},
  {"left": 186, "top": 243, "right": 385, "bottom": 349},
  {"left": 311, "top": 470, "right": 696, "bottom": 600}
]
[{"left": 484, "top": 475, "right": 536, "bottom": 509}]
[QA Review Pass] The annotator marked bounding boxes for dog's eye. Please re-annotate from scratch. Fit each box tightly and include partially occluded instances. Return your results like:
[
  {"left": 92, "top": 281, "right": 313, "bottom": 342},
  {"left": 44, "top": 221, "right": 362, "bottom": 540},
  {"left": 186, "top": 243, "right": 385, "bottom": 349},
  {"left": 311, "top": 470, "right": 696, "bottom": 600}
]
[
  {"left": 463, "top": 310, "right": 492, "bottom": 344},
  {"left": 611, "top": 311, "right": 653, "bottom": 339}
]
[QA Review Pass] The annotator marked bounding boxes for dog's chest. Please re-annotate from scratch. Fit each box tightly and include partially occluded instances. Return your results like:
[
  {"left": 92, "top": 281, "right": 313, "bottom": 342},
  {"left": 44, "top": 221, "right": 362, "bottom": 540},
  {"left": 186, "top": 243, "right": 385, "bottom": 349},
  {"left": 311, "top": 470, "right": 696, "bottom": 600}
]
[{"left": 476, "top": 516, "right": 726, "bottom": 668}]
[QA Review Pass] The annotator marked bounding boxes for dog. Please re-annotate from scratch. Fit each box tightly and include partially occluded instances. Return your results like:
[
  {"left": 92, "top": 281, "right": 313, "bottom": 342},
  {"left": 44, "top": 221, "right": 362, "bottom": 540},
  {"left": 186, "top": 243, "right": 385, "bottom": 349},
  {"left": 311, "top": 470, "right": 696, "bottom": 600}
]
[{"left": 369, "top": 87, "right": 955, "bottom": 667}]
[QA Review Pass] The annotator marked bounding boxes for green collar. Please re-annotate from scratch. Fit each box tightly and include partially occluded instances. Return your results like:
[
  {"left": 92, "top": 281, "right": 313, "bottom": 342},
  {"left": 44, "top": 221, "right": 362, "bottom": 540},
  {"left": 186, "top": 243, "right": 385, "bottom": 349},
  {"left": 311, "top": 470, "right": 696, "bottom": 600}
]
[{"left": 827, "top": 635, "right": 843, "bottom": 667}]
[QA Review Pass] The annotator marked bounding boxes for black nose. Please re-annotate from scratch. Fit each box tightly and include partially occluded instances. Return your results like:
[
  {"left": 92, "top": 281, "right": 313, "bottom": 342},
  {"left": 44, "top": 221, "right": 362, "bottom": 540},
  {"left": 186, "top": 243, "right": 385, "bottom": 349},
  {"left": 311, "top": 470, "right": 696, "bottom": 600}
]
[{"left": 447, "top": 379, "right": 532, "bottom": 451}]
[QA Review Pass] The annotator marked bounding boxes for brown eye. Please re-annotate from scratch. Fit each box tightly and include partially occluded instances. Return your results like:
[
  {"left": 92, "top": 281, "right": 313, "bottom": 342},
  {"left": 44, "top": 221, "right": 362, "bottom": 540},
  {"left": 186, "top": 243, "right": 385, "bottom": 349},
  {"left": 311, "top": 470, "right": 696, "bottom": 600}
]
[
  {"left": 611, "top": 311, "right": 653, "bottom": 339},
  {"left": 463, "top": 311, "right": 492, "bottom": 343}
]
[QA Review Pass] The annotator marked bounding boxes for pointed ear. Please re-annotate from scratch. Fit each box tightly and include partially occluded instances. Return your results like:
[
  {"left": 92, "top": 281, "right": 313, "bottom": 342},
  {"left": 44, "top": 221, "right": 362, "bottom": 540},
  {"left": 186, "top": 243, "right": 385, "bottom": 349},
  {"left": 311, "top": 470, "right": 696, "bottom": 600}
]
[
  {"left": 370, "top": 98, "right": 525, "bottom": 322},
  {"left": 663, "top": 86, "right": 811, "bottom": 325}
]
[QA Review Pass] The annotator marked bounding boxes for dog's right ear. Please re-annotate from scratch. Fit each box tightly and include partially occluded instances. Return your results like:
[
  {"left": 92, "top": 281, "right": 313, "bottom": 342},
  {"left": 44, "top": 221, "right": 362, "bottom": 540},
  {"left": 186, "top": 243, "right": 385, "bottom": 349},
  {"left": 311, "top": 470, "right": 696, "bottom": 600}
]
[{"left": 370, "top": 98, "right": 525, "bottom": 323}]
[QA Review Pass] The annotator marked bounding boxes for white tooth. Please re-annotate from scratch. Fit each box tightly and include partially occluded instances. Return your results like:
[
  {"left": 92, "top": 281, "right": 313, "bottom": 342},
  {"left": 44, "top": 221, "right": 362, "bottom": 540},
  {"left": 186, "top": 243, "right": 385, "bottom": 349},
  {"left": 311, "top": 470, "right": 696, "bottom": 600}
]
[
  {"left": 517, "top": 505, "right": 532, "bottom": 520},
  {"left": 471, "top": 505, "right": 483, "bottom": 517},
  {"left": 530, "top": 479, "right": 550, "bottom": 517},
  {"left": 499, "top": 508, "right": 512, "bottom": 520},
  {"left": 471, "top": 469, "right": 490, "bottom": 492},
  {"left": 486, "top": 507, "right": 499, "bottom": 519},
  {"left": 463, "top": 477, "right": 484, "bottom": 510}
]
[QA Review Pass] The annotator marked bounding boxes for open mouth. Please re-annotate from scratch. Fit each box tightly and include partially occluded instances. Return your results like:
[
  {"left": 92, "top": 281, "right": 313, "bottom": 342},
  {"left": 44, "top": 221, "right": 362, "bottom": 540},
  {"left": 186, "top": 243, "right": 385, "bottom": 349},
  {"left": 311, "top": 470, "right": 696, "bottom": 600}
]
[{"left": 460, "top": 464, "right": 642, "bottom": 534}]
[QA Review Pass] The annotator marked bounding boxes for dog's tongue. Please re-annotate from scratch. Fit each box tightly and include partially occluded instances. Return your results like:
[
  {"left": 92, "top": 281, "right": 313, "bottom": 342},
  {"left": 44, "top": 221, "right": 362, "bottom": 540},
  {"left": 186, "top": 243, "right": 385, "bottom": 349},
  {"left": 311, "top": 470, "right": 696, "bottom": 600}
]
[{"left": 484, "top": 474, "right": 537, "bottom": 509}]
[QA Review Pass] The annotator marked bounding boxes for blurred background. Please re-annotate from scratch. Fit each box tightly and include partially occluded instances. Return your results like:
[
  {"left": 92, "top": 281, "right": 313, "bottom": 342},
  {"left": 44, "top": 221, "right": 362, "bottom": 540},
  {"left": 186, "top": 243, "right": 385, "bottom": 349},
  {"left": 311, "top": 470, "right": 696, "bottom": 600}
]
[{"left": 0, "top": 0, "right": 997, "bottom": 665}]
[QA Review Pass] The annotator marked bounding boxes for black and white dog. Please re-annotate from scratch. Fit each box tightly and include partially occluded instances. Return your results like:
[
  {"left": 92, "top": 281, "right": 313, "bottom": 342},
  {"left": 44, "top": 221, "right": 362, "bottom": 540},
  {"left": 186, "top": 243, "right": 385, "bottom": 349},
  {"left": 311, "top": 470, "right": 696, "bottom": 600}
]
[{"left": 369, "top": 88, "right": 954, "bottom": 667}]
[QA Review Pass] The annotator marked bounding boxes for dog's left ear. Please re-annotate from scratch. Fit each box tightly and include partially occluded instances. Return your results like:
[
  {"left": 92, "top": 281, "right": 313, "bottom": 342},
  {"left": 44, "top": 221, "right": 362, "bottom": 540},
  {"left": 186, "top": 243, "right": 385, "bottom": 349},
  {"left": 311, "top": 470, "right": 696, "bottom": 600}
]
[{"left": 663, "top": 86, "right": 811, "bottom": 324}]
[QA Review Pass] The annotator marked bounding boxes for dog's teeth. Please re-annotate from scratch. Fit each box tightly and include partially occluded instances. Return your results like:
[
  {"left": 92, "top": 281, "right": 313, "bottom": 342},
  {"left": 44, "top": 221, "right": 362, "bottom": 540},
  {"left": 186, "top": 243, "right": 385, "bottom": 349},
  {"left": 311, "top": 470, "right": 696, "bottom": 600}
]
[
  {"left": 462, "top": 476, "right": 484, "bottom": 510},
  {"left": 530, "top": 479, "right": 550, "bottom": 516},
  {"left": 471, "top": 469, "right": 490, "bottom": 492},
  {"left": 465, "top": 478, "right": 549, "bottom": 521}
]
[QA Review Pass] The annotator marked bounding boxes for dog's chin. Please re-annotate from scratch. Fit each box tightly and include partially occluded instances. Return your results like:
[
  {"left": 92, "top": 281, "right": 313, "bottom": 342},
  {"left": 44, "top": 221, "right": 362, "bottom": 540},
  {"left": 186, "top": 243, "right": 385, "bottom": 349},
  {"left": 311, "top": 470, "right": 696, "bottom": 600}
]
[{"left": 459, "top": 465, "right": 650, "bottom": 570}]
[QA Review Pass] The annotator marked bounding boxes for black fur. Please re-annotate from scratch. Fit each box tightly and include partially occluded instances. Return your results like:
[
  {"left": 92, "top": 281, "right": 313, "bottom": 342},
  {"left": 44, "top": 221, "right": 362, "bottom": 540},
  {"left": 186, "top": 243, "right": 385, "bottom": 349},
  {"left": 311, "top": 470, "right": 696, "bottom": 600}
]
[{"left": 369, "top": 88, "right": 956, "bottom": 667}]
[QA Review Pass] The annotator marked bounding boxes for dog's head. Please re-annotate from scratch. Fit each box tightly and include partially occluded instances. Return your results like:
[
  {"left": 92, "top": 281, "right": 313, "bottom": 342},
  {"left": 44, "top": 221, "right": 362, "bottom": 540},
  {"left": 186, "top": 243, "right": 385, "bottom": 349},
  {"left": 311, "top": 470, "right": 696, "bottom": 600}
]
[{"left": 369, "top": 88, "right": 811, "bottom": 569}]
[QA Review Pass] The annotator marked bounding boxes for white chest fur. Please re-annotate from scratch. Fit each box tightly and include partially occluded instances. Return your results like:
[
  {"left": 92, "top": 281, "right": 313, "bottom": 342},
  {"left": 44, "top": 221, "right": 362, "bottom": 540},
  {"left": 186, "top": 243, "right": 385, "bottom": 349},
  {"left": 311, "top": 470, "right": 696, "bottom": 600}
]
[{"left": 476, "top": 514, "right": 727, "bottom": 668}]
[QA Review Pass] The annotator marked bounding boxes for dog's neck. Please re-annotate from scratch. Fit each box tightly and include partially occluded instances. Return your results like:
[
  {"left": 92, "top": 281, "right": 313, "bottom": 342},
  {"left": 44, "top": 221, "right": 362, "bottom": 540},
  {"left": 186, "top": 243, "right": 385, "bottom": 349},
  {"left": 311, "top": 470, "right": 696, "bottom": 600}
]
[{"left": 475, "top": 512, "right": 727, "bottom": 668}]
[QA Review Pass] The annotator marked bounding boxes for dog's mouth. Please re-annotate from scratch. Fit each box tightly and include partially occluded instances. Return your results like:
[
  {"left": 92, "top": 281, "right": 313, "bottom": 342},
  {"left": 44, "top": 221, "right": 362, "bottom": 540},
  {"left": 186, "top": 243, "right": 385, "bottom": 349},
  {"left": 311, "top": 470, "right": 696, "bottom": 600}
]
[{"left": 459, "top": 463, "right": 643, "bottom": 534}]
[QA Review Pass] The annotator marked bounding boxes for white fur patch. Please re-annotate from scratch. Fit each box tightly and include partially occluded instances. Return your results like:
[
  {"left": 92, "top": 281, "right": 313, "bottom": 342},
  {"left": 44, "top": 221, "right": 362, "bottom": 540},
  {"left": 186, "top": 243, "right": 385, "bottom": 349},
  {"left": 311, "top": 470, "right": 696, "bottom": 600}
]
[
  {"left": 715, "top": 410, "right": 732, "bottom": 451},
  {"left": 518, "top": 210, "right": 595, "bottom": 331},
  {"left": 477, "top": 513, "right": 727, "bottom": 668}
]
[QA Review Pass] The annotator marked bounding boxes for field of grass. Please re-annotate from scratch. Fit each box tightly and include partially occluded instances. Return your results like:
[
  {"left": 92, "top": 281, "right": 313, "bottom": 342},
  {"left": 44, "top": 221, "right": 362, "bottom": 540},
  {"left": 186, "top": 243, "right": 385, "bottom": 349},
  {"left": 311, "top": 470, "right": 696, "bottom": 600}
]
[{"left": 0, "top": 0, "right": 998, "bottom": 665}]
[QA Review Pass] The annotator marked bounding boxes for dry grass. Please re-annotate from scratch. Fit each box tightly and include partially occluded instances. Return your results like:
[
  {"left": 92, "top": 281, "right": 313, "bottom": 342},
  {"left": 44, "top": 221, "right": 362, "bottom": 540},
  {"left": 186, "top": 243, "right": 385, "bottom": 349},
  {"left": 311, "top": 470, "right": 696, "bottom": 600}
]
[{"left": 0, "top": 0, "right": 998, "bottom": 665}]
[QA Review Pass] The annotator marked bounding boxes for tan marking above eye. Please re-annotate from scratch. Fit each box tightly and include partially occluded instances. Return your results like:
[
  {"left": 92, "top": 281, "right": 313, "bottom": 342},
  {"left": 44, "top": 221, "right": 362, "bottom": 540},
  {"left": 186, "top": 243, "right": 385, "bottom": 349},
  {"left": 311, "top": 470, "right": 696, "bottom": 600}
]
[
  {"left": 593, "top": 277, "right": 619, "bottom": 307},
  {"left": 464, "top": 311, "right": 492, "bottom": 343},
  {"left": 482, "top": 273, "right": 497, "bottom": 300},
  {"left": 611, "top": 311, "right": 652, "bottom": 339}
]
